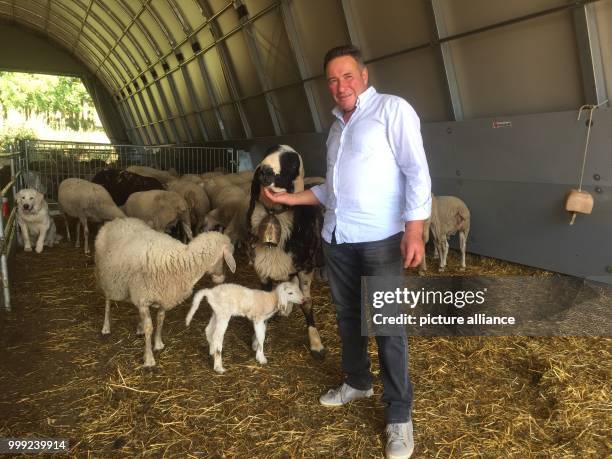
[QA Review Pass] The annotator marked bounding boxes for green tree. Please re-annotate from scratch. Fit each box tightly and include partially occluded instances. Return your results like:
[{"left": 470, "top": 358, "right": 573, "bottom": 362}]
[{"left": 0, "top": 71, "right": 97, "bottom": 130}]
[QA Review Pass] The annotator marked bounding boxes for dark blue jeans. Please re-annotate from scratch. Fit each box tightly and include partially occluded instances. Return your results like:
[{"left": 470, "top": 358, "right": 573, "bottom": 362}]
[{"left": 323, "top": 231, "right": 412, "bottom": 423}]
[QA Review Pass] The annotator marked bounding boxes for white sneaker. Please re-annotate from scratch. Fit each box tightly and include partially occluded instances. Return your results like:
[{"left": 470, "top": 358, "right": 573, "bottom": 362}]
[
  {"left": 318, "top": 383, "right": 373, "bottom": 407},
  {"left": 385, "top": 420, "right": 414, "bottom": 459}
]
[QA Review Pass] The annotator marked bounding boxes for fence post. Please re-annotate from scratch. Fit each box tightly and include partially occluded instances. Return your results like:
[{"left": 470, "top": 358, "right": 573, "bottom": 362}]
[{"left": 0, "top": 195, "right": 11, "bottom": 312}]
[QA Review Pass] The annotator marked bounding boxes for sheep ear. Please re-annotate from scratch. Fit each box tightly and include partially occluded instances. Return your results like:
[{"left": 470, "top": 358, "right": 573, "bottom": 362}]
[
  {"left": 223, "top": 245, "right": 236, "bottom": 273},
  {"left": 291, "top": 275, "right": 299, "bottom": 286}
]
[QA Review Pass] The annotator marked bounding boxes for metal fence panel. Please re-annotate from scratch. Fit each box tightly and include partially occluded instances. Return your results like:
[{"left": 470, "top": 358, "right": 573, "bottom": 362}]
[{"left": 23, "top": 140, "right": 237, "bottom": 204}]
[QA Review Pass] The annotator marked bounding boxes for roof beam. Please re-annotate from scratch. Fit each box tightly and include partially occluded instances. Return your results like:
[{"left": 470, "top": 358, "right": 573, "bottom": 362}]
[
  {"left": 197, "top": 0, "right": 253, "bottom": 138},
  {"left": 572, "top": 1, "right": 608, "bottom": 105},
  {"left": 279, "top": 0, "right": 322, "bottom": 132},
  {"left": 234, "top": 0, "right": 283, "bottom": 136},
  {"left": 144, "top": 1, "right": 195, "bottom": 142},
  {"left": 427, "top": 0, "right": 464, "bottom": 121}
]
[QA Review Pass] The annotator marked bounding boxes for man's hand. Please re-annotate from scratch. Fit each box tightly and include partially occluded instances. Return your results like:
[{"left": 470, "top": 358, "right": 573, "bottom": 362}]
[
  {"left": 401, "top": 220, "right": 425, "bottom": 268},
  {"left": 262, "top": 187, "right": 293, "bottom": 206},
  {"left": 261, "top": 187, "right": 321, "bottom": 207}
]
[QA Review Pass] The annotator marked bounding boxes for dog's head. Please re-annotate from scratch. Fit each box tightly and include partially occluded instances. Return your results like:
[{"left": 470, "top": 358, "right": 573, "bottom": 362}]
[
  {"left": 16, "top": 188, "right": 45, "bottom": 215},
  {"left": 276, "top": 276, "right": 304, "bottom": 316}
]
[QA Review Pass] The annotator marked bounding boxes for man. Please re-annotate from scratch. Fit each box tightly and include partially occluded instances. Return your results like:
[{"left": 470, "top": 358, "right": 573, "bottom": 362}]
[{"left": 263, "top": 45, "right": 431, "bottom": 459}]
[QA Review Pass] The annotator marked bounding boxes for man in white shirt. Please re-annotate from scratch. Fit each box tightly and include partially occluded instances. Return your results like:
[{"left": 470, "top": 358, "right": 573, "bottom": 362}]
[{"left": 263, "top": 45, "right": 431, "bottom": 459}]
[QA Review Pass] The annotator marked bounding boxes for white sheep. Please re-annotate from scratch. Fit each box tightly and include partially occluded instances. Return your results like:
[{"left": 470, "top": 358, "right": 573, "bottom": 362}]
[
  {"left": 203, "top": 195, "right": 250, "bottom": 245},
  {"left": 95, "top": 217, "right": 236, "bottom": 367},
  {"left": 185, "top": 278, "right": 304, "bottom": 373},
  {"left": 166, "top": 179, "right": 211, "bottom": 235},
  {"left": 123, "top": 189, "right": 193, "bottom": 241},
  {"left": 125, "top": 165, "right": 177, "bottom": 184},
  {"left": 210, "top": 184, "right": 246, "bottom": 210},
  {"left": 58, "top": 178, "right": 125, "bottom": 254},
  {"left": 420, "top": 195, "right": 470, "bottom": 273},
  {"left": 179, "top": 174, "right": 206, "bottom": 188}
]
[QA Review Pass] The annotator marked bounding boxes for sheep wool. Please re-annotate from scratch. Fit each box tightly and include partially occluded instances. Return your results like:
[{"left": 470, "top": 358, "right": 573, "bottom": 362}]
[{"left": 95, "top": 217, "right": 236, "bottom": 367}]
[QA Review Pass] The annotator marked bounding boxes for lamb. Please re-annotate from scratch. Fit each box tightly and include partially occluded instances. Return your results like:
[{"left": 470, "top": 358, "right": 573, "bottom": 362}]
[
  {"left": 166, "top": 179, "right": 211, "bottom": 235},
  {"left": 125, "top": 165, "right": 177, "bottom": 184},
  {"left": 123, "top": 189, "right": 193, "bottom": 241},
  {"left": 185, "top": 278, "right": 304, "bottom": 373},
  {"left": 420, "top": 195, "right": 470, "bottom": 274},
  {"left": 57, "top": 178, "right": 126, "bottom": 254},
  {"left": 91, "top": 169, "right": 165, "bottom": 206},
  {"left": 95, "top": 217, "right": 236, "bottom": 367}
]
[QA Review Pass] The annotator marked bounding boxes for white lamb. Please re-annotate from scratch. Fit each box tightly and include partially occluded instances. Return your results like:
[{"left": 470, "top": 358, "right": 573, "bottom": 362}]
[
  {"left": 185, "top": 278, "right": 304, "bottom": 373},
  {"left": 58, "top": 178, "right": 126, "bottom": 254},
  {"left": 95, "top": 217, "right": 236, "bottom": 367},
  {"left": 420, "top": 195, "right": 470, "bottom": 273}
]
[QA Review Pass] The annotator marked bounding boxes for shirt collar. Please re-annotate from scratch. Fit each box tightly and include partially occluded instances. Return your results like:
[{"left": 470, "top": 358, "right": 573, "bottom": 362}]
[{"left": 332, "top": 86, "right": 377, "bottom": 120}]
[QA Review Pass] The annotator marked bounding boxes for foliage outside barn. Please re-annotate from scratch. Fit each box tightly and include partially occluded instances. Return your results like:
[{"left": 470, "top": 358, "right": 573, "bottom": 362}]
[{"left": 0, "top": 71, "right": 109, "bottom": 152}]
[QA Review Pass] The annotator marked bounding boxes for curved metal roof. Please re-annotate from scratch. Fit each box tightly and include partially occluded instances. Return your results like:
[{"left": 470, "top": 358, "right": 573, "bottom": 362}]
[{"left": 0, "top": 0, "right": 609, "bottom": 145}]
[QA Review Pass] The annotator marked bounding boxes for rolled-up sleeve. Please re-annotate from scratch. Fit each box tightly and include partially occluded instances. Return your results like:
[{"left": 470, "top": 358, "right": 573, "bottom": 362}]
[
  {"left": 387, "top": 98, "right": 432, "bottom": 222},
  {"left": 310, "top": 183, "right": 328, "bottom": 207}
]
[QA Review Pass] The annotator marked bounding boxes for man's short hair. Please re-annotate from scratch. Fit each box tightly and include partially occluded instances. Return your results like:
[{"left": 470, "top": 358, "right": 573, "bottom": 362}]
[{"left": 323, "top": 45, "right": 365, "bottom": 71}]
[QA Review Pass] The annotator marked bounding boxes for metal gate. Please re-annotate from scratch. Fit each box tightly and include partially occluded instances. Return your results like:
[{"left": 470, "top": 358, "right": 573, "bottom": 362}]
[
  {"left": 0, "top": 144, "right": 24, "bottom": 311},
  {"left": 23, "top": 140, "right": 237, "bottom": 204}
]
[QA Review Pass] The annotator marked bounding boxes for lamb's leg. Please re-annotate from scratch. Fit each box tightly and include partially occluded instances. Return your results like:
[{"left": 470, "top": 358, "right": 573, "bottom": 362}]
[
  {"left": 82, "top": 217, "right": 90, "bottom": 254},
  {"left": 439, "top": 238, "right": 449, "bottom": 272},
  {"left": 137, "top": 305, "right": 155, "bottom": 367},
  {"left": 63, "top": 214, "right": 71, "bottom": 242},
  {"left": 136, "top": 321, "right": 144, "bottom": 335},
  {"left": 102, "top": 299, "right": 111, "bottom": 335},
  {"left": 459, "top": 230, "right": 468, "bottom": 271},
  {"left": 253, "top": 320, "right": 267, "bottom": 365},
  {"left": 154, "top": 308, "right": 165, "bottom": 351},
  {"left": 298, "top": 271, "right": 325, "bottom": 359},
  {"left": 75, "top": 220, "right": 81, "bottom": 248},
  {"left": 205, "top": 313, "right": 217, "bottom": 353},
  {"left": 211, "top": 317, "right": 229, "bottom": 373}
]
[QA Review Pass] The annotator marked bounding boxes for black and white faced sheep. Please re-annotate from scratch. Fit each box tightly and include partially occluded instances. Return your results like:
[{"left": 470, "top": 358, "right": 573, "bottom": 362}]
[
  {"left": 95, "top": 217, "right": 236, "bottom": 367},
  {"left": 91, "top": 169, "right": 165, "bottom": 207},
  {"left": 246, "top": 144, "right": 326, "bottom": 358}
]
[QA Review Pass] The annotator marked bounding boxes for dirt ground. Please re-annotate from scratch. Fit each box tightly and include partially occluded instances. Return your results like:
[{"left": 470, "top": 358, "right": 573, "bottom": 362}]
[{"left": 0, "top": 237, "right": 610, "bottom": 458}]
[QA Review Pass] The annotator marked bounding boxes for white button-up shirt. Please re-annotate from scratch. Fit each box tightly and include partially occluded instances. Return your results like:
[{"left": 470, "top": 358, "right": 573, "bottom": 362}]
[{"left": 311, "top": 86, "right": 431, "bottom": 244}]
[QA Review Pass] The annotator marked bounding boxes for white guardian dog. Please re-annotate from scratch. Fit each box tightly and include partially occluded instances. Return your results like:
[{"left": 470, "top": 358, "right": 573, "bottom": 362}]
[{"left": 16, "top": 188, "right": 61, "bottom": 253}]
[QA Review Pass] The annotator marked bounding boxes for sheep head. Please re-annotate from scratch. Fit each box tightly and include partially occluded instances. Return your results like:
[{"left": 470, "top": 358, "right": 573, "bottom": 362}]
[{"left": 276, "top": 276, "right": 304, "bottom": 316}]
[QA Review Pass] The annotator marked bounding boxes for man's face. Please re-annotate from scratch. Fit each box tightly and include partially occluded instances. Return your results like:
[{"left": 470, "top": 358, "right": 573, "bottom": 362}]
[{"left": 326, "top": 55, "right": 369, "bottom": 113}]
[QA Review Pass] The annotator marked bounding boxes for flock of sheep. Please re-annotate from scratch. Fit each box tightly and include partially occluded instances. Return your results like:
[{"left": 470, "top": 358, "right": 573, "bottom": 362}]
[{"left": 20, "top": 153, "right": 471, "bottom": 370}]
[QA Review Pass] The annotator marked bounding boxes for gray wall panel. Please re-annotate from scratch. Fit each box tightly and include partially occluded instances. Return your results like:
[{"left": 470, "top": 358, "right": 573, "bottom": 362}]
[{"left": 423, "top": 108, "right": 612, "bottom": 282}]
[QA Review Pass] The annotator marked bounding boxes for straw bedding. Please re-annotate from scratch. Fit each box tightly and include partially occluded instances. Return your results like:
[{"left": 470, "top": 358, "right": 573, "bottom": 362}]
[{"left": 0, "top": 239, "right": 609, "bottom": 458}]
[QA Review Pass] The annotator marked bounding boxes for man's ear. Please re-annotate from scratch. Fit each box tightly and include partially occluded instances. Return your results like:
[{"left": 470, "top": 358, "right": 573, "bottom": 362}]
[{"left": 361, "top": 66, "right": 369, "bottom": 85}]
